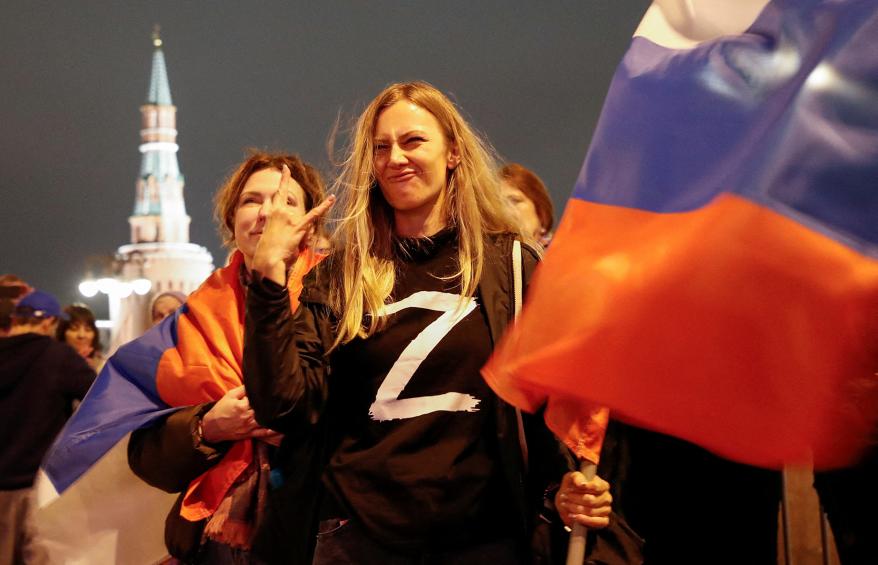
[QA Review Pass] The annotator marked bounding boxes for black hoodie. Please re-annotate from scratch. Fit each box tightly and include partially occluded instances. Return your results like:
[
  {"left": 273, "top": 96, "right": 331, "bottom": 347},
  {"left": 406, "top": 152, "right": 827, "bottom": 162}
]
[{"left": 0, "top": 333, "right": 95, "bottom": 489}]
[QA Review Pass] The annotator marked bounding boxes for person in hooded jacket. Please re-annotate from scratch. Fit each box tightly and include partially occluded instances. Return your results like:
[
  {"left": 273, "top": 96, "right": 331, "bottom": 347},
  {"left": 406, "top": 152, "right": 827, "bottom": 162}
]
[{"left": 0, "top": 290, "right": 95, "bottom": 565}]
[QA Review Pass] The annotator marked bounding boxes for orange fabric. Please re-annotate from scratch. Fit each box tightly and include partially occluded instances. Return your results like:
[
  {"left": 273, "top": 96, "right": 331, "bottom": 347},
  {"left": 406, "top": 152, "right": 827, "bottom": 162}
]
[
  {"left": 484, "top": 194, "right": 878, "bottom": 469},
  {"left": 543, "top": 398, "right": 609, "bottom": 464},
  {"left": 155, "top": 249, "right": 324, "bottom": 520}
]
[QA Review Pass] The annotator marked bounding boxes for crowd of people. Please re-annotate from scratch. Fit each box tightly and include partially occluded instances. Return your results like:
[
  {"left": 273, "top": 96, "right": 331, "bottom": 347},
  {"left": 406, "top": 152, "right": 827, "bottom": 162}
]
[
  {"left": 1, "top": 80, "right": 873, "bottom": 565},
  {"left": 0, "top": 273, "right": 188, "bottom": 564},
  {"left": 0, "top": 289, "right": 96, "bottom": 564}
]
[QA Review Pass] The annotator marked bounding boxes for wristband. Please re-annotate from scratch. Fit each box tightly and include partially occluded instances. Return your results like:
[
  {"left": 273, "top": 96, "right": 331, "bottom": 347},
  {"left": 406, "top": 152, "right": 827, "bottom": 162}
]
[{"left": 193, "top": 414, "right": 207, "bottom": 448}]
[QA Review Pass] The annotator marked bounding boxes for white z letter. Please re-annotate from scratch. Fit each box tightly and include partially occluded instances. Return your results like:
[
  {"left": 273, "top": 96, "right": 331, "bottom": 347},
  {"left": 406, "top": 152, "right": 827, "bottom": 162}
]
[{"left": 369, "top": 291, "right": 480, "bottom": 421}]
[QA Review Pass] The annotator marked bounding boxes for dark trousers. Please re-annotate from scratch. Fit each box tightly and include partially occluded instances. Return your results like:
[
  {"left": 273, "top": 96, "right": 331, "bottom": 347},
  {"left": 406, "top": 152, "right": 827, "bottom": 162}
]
[
  {"left": 312, "top": 518, "right": 523, "bottom": 565},
  {"left": 814, "top": 446, "right": 878, "bottom": 565},
  {"left": 599, "top": 421, "right": 782, "bottom": 565},
  {"left": 194, "top": 539, "right": 269, "bottom": 565}
]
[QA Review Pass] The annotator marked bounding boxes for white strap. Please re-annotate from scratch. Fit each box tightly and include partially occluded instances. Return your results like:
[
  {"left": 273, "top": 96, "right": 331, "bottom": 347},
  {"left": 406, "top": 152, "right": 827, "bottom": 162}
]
[
  {"left": 511, "top": 239, "right": 529, "bottom": 472},
  {"left": 512, "top": 239, "right": 523, "bottom": 317}
]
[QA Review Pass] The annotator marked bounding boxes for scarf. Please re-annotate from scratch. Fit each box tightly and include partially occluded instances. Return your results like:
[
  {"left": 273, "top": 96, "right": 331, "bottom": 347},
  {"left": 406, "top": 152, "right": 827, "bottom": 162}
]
[{"left": 154, "top": 249, "right": 323, "bottom": 525}]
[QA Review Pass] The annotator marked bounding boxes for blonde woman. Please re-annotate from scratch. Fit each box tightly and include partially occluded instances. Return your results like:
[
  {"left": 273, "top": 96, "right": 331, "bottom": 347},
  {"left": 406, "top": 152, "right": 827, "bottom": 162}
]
[{"left": 244, "top": 82, "right": 617, "bottom": 564}]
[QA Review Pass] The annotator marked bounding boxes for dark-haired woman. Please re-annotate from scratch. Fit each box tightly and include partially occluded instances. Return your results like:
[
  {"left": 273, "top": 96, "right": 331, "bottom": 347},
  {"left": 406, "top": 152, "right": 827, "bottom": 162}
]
[{"left": 57, "top": 304, "right": 105, "bottom": 372}]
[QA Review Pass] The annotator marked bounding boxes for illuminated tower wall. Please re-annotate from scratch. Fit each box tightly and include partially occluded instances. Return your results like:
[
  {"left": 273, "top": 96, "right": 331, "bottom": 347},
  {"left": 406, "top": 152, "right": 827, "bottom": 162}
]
[{"left": 110, "top": 30, "right": 214, "bottom": 350}]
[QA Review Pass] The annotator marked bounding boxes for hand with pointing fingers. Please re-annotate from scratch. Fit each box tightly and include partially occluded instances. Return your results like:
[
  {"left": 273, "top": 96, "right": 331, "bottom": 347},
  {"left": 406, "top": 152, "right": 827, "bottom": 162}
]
[{"left": 252, "top": 164, "right": 336, "bottom": 285}]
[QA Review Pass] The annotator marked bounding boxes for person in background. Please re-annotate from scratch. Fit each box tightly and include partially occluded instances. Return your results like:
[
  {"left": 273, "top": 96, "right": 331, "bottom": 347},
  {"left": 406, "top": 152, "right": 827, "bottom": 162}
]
[
  {"left": 814, "top": 444, "right": 878, "bottom": 564},
  {"left": 0, "top": 275, "right": 33, "bottom": 337},
  {"left": 0, "top": 290, "right": 95, "bottom": 565},
  {"left": 149, "top": 291, "right": 188, "bottom": 326},
  {"left": 0, "top": 275, "right": 32, "bottom": 300},
  {"left": 499, "top": 163, "right": 554, "bottom": 247},
  {"left": 596, "top": 420, "right": 781, "bottom": 564},
  {"left": 0, "top": 301, "right": 14, "bottom": 339},
  {"left": 57, "top": 304, "right": 105, "bottom": 372}
]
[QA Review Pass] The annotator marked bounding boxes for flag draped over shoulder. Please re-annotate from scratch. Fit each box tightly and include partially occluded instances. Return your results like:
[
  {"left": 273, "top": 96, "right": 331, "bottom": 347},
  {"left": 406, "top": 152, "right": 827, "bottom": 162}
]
[
  {"left": 483, "top": 0, "right": 878, "bottom": 470},
  {"left": 155, "top": 248, "right": 322, "bottom": 520},
  {"left": 36, "top": 249, "right": 323, "bottom": 560}
]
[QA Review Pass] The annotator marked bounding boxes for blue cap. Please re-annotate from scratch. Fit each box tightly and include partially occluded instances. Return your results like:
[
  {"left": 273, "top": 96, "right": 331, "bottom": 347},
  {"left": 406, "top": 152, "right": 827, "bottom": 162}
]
[{"left": 15, "top": 290, "right": 67, "bottom": 320}]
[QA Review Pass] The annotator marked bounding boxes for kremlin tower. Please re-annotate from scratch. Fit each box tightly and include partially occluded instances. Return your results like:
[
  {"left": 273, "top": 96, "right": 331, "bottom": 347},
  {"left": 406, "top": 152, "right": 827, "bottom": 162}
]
[{"left": 110, "top": 29, "right": 214, "bottom": 348}]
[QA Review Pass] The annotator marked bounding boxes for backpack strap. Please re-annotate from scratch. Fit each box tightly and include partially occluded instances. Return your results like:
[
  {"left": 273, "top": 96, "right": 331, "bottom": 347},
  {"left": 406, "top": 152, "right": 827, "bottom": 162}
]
[{"left": 511, "top": 239, "right": 529, "bottom": 472}]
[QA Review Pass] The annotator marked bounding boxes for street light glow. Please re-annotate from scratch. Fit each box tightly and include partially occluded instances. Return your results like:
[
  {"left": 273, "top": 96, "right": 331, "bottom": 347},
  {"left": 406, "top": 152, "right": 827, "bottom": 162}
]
[
  {"left": 132, "top": 278, "right": 152, "bottom": 295},
  {"left": 96, "top": 278, "right": 117, "bottom": 295},
  {"left": 79, "top": 280, "right": 98, "bottom": 298},
  {"left": 80, "top": 277, "right": 152, "bottom": 298}
]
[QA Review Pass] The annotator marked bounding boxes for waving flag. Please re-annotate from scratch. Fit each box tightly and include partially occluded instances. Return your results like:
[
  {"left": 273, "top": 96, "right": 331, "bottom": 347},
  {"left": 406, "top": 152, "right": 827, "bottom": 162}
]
[
  {"left": 484, "top": 0, "right": 878, "bottom": 470},
  {"left": 34, "top": 303, "right": 191, "bottom": 563},
  {"left": 35, "top": 250, "right": 322, "bottom": 563}
]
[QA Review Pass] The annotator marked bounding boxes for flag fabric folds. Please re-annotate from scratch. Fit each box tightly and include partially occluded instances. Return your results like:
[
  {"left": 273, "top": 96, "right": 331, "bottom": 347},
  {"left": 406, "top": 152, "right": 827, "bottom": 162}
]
[
  {"left": 483, "top": 0, "right": 878, "bottom": 470},
  {"left": 36, "top": 249, "right": 322, "bottom": 560}
]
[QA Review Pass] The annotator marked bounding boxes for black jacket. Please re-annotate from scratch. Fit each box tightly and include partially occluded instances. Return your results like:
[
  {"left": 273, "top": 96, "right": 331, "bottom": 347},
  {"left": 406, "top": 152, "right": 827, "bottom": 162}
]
[
  {"left": 128, "top": 398, "right": 325, "bottom": 564},
  {"left": 0, "top": 333, "right": 95, "bottom": 489},
  {"left": 244, "top": 234, "right": 641, "bottom": 564},
  {"left": 129, "top": 235, "right": 642, "bottom": 564}
]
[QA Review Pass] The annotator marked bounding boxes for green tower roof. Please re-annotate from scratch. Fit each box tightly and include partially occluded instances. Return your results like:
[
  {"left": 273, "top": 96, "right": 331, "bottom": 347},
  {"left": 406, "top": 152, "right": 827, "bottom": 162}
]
[{"left": 146, "top": 27, "right": 173, "bottom": 105}]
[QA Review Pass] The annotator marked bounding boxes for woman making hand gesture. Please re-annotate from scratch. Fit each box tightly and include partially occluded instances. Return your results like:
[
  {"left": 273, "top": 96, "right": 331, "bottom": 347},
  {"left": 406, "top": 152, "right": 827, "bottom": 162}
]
[
  {"left": 245, "top": 82, "right": 614, "bottom": 565},
  {"left": 128, "top": 151, "right": 333, "bottom": 564}
]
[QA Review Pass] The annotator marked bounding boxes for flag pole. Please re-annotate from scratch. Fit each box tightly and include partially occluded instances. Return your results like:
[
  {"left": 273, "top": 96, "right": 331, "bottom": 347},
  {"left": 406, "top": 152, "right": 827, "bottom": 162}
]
[{"left": 565, "top": 460, "right": 597, "bottom": 565}]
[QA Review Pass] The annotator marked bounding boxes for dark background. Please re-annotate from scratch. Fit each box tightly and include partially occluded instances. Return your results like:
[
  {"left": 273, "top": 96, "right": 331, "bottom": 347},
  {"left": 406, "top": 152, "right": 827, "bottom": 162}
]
[{"left": 0, "top": 1, "right": 649, "bottom": 315}]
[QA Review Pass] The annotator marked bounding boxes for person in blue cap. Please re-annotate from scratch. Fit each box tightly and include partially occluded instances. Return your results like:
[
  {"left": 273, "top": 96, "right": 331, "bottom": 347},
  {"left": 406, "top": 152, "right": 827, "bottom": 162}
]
[{"left": 0, "top": 290, "right": 96, "bottom": 565}]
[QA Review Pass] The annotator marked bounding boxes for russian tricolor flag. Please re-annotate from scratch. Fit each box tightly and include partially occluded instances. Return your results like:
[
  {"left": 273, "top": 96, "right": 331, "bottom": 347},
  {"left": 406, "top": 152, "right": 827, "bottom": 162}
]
[
  {"left": 484, "top": 0, "right": 878, "bottom": 470},
  {"left": 34, "top": 314, "right": 183, "bottom": 563},
  {"left": 34, "top": 250, "right": 321, "bottom": 563}
]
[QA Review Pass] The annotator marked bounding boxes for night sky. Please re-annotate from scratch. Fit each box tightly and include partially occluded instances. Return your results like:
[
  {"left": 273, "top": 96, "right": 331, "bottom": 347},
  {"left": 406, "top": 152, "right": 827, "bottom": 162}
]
[{"left": 1, "top": 1, "right": 648, "bottom": 316}]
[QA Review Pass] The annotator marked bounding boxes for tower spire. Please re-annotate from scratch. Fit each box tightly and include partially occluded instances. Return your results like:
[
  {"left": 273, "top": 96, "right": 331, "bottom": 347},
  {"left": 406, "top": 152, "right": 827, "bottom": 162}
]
[
  {"left": 130, "top": 27, "right": 188, "bottom": 243},
  {"left": 109, "top": 26, "right": 213, "bottom": 351},
  {"left": 146, "top": 25, "right": 172, "bottom": 105}
]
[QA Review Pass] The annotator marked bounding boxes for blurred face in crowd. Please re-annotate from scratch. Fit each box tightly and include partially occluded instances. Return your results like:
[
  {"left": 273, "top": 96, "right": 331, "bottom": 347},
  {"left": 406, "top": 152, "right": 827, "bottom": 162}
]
[
  {"left": 372, "top": 100, "right": 458, "bottom": 233},
  {"left": 64, "top": 322, "right": 96, "bottom": 357},
  {"left": 233, "top": 168, "right": 307, "bottom": 267},
  {"left": 501, "top": 182, "right": 543, "bottom": 238},
  {"left": 151, "top": 295, "right": 184, "bottom": 326}
]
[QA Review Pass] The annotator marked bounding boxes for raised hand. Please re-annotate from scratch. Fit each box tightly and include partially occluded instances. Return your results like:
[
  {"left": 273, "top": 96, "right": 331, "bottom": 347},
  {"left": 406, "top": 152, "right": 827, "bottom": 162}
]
[{"left": 251, "top": 164, "right": 335, "bottom": 285}]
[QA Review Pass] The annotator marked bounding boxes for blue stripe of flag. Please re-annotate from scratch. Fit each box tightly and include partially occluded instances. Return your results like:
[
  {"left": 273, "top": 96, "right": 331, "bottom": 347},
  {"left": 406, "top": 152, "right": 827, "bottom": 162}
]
[
  {"left": 574, "top": 0, "right": 878, "bottom": 254},
  {"left": 41, "top": 307, "right": 186, "bottom": 494}
]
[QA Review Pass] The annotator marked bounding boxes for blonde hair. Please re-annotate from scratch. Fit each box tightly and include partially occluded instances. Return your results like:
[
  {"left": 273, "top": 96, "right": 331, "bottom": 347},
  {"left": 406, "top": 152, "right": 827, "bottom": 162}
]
[{"left": 330, "top": 81, "right": 520, "bottom": 346}]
